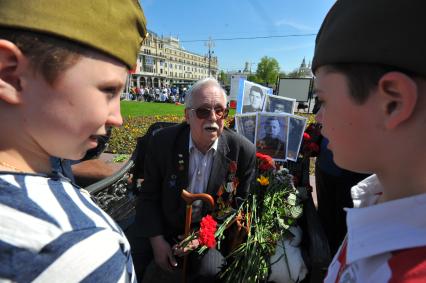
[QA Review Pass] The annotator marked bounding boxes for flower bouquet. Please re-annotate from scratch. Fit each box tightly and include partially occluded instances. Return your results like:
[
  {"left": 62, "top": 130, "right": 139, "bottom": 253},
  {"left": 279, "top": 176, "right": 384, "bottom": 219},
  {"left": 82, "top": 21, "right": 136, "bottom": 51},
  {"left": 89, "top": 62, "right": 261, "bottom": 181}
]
[{"left": 218, "top": 152, "right": 307, "bottom": 283}]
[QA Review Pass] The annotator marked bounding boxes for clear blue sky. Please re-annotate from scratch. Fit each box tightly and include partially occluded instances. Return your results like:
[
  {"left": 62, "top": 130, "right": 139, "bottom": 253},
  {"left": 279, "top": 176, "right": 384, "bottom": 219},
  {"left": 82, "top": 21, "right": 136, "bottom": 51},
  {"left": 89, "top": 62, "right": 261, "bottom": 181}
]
[{"left": 141, "top": 0, "right": 335, "bottom": 73}]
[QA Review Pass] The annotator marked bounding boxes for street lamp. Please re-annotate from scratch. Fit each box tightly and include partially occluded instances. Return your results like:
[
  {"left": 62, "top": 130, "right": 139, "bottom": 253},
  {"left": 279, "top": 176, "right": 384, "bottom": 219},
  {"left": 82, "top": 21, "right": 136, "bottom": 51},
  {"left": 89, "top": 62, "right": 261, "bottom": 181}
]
[{"left": 205, "top": 37, "right": 215, "bottom": 77}]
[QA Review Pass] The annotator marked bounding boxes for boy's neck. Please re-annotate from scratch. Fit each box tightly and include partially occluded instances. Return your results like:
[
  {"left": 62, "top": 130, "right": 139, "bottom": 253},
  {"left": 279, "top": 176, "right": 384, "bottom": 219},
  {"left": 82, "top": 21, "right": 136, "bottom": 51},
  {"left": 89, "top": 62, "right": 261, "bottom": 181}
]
[
  {"left": 0, "top": 151, "right": 51, "bottom": 174},
  {"left": 377, "top": 164, "right": 426, "bottom": 202}
]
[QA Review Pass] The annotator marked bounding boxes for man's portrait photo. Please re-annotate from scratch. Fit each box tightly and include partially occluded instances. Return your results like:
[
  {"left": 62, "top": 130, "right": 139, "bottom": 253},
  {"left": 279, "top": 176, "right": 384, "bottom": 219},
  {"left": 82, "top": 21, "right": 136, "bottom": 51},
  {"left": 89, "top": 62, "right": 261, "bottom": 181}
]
[
  {"left": 287, "top": 115, "right": 307, "bottom": 161},
  {"left": 256, "top": 113, "right": 288, "bottom": 161},
  {"left": 235, "top": 114, "right": 257, "bottom": 144},
  {"left": 241, "top": 81, "right": 267, "bottom": 113},
  {"left": 263, "top": 94, "right": 296, "bottom": 114}
]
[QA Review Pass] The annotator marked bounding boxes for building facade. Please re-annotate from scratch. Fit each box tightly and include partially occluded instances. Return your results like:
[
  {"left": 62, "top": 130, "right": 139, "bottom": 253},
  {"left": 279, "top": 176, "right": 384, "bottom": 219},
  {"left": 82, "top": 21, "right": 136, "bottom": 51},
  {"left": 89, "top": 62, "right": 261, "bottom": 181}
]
[{"left": 129, "top": 30, "right": 218, "bottom": 89}]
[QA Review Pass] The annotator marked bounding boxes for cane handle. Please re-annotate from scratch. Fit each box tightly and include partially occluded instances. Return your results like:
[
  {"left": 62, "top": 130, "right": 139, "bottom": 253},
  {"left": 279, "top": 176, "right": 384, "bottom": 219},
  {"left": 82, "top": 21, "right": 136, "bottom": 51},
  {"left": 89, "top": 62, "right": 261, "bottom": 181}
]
[{"left": 181, "top": 189, "right": 215, "bottom": 209}]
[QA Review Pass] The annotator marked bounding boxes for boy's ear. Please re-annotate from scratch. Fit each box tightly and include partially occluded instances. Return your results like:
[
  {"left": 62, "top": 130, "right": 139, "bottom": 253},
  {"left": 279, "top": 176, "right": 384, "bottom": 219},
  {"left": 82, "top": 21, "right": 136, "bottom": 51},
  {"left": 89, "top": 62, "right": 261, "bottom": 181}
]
[
  {"left": 184, "top": 108, "right": 190, "bottom": 121},
  {"left": 0, "top": 39, "right": 27, "bottom": 105},
  {"left": 377, "top": 72, "right": 418, "bottom": 129}
]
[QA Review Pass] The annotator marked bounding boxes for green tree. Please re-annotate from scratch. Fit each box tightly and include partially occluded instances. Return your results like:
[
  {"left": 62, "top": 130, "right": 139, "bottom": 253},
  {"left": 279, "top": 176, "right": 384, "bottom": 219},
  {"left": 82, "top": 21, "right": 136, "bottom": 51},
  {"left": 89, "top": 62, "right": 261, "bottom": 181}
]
[
  {"left": 255, "top": 56, "right": 280, "bottom": 86},
  {"left": 219, "top": 70, "right": 229, "bottom": 85},
  {"left": 247, "top": 74, "right": 260, "bottom": 83},
  {"left": 286, "top": 69, "right": 303, "bottom": 78}
]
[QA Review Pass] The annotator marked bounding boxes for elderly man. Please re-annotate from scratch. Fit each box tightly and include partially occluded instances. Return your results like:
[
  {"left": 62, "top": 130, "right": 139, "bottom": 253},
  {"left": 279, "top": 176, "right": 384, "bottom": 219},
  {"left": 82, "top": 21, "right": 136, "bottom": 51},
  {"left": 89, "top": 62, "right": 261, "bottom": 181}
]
[
  {"left": 257, "top": 117, "right": 286, "bottom": 159},
  {"left": 242, "top": 84, "right": 264, "bottom": 112},
  {"left": 128, "top": 78, "right": 256, "bottom": 282}
]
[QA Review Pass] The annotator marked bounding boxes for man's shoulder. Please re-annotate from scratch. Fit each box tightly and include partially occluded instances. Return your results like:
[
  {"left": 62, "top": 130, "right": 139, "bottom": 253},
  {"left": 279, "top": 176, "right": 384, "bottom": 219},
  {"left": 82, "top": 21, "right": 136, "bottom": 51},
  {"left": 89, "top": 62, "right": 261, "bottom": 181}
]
[
  {"left": 222, "top": 128, "right": 255, "bottom": 150},
  {"left": 152, "top": 122, "right": 188, "bottom": 138}
]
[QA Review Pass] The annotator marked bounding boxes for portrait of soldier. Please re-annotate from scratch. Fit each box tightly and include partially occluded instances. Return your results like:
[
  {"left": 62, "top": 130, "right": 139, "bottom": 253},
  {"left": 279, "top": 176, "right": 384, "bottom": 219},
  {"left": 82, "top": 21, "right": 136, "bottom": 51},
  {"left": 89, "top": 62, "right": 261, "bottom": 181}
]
[
  {"left": 266, "top": 96, "right": 295, "bottom": 114},
  {"left": 256, "top": 115, "right": 287, "bottom": 160},
  {"left": 242, "top": 83, "right": 264, "bottom": 113},
  {"left": 287, "top": 116, "right": 307, "bottom": 160},
  {"left": 237, "top": 115, "right": 256, "bottom": 143}
]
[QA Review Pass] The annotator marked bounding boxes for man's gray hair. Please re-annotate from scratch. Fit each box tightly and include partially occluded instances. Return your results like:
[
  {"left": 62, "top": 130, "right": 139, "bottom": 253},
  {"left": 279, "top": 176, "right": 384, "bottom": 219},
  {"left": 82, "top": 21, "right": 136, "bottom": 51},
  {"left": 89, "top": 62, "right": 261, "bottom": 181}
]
[{"left": 185, "top": 77, "right": 227, "bottom": 108}]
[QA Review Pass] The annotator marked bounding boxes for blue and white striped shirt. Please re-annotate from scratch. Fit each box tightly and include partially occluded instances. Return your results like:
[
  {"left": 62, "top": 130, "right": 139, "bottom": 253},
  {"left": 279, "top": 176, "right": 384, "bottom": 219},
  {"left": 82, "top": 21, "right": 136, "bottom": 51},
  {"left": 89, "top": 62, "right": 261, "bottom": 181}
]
[{"left": 0, "top": 173, "right": 136, "bottom": 283}]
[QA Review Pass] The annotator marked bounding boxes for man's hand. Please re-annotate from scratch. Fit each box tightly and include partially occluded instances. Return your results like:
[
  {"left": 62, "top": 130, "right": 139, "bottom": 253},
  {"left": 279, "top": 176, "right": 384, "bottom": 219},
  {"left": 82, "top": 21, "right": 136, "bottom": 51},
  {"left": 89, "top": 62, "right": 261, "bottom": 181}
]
[
  {"left": 171, "top": 236, "right": 200, "bottom": 257},
  {"left": 150, "top": 235, "right": 178, "bottom": 272}
]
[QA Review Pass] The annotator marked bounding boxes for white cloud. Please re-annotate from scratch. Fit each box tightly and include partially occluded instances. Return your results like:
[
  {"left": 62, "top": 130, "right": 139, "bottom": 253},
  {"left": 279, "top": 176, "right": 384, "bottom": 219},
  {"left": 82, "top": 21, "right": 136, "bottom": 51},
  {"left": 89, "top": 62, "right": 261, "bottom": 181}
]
[{"left": 274, "top": 19, "right": 314, "bottom": 32}]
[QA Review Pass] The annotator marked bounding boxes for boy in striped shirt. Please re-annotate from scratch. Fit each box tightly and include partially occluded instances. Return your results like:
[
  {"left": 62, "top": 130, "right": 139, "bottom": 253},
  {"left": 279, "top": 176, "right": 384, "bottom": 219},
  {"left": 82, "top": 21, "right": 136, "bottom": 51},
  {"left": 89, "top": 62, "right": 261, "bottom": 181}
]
[{"left": 0, "top": 1, "right": 147, "bottom": 282}]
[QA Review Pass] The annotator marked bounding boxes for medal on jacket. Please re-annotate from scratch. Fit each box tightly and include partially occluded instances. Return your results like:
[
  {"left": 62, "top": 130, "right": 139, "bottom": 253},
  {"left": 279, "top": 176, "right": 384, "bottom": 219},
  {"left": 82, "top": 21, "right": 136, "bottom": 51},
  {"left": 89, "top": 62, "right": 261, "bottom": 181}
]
[{"left": 177, "top": 153, "right": 184, "bottom": 171}]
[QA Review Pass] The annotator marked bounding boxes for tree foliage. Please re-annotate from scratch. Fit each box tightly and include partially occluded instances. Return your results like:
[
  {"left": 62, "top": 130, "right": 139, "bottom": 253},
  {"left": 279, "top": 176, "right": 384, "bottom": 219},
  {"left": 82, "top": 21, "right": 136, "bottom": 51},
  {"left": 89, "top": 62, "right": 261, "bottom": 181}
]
[
  {"left": 247, "top": 74, "right": 260, "bottom": 84},
  {"left": 285, "top": 69, "right": 305, "bottom": 78},
  {"left": 219, "top": 70, "right": 229, "bottom": 85},
  {"left": 255, "top": 56, "right": 280, "bottom": 86}
]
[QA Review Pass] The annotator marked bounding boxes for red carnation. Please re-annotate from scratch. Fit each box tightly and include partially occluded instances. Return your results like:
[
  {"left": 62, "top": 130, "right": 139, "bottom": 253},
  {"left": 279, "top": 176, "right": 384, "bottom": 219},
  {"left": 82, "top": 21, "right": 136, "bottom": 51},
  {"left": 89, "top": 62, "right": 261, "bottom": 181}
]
[
  {"left": 306, "top": 124, "right": 314, "bottom": 132},
  {"left": 307, "top": 142, "right": 320, "bottom": 153},
  {"left": 303, "top": 132, "right": 311, "bottom": 141},
  {"left": 229, "top": 161, "right": 237, "bottom": 173},
  {"left": 198, "top": 215, "right": 217, "bottom": 249},
  {"left": 256, "top": 152, "right": 276, "bottom": 172}
]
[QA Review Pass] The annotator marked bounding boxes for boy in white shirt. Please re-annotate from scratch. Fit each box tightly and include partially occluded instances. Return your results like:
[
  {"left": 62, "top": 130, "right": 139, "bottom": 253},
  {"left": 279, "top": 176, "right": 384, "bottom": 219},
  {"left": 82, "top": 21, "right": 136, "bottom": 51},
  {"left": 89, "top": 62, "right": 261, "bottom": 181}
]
[{"left": 312, "top": 0, "right": 426, "bottom": 282}]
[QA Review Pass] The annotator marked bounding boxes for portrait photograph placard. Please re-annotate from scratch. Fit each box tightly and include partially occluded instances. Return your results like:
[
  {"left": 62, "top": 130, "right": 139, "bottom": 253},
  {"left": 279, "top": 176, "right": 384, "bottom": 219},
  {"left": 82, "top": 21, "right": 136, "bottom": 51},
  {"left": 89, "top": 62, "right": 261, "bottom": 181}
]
[
  {"left": 235, "top": 113, "right": 257, "bottom": 144},
  {"left": 255, "top": 112, "right": 289, "bottom": 162},
  {"left": 237, "top": 80, "right": 272, "bottom": 114},
  {"left": 287, "top": 115, "right": 308, "bottom": 161},
  {"left": 263, "top": 94, "right": 296, "bottom": 114}
]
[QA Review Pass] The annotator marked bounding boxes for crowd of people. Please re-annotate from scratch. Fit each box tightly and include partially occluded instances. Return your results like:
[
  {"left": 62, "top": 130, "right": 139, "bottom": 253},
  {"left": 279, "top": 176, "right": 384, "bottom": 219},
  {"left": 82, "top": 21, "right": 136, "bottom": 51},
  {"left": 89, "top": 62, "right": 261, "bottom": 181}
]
[
  {"left": 128, "top": 86, "right": 187, "bottom": 103},
  {"left": 0, "top": 0, "right": 425, "bottom": 282}
]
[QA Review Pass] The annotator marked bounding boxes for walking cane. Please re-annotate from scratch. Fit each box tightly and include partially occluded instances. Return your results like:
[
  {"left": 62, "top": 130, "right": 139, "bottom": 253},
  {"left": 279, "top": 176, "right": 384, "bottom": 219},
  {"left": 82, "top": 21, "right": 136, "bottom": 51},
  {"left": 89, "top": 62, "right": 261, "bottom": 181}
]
[{"left": 180, "top": 189, "right": 215, "bottom": 283}]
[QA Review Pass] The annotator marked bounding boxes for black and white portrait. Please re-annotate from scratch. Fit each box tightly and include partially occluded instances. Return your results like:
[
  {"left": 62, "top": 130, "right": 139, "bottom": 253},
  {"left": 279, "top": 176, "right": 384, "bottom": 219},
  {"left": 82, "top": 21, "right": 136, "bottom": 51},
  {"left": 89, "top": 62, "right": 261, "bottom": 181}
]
[
  {"left": 263, "top": 94, "right": 296, "bottom": 114},
  {"left": 235, "top": 114, "right": 257, "bottom": 144},
  {"left": 287, "top": 115, "right": 307, "bottom": 161},
  {"left": 241, "top": 81, "right": 267, "bottom": 113},
  {"left": 255, "top": 113, "right": 288, "bottom": 161}
]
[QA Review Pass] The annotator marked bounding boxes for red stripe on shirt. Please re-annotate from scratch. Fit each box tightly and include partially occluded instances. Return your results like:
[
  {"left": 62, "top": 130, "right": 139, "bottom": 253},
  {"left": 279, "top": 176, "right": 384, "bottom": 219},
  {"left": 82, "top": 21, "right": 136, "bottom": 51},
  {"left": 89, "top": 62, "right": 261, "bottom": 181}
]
[
  {"left": 388, "top": 246, "right": 426, "bottom": 283},
  {"left": 335, "top": 238, "right": 348, "bottom": 283}
]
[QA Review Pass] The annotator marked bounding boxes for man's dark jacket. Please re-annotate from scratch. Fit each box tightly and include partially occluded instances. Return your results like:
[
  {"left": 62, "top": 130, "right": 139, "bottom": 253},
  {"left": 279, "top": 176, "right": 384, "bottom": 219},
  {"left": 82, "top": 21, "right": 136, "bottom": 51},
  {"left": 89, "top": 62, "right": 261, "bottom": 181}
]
[{"left": 133, "top": 122, "right": 256, "bottom": 238}]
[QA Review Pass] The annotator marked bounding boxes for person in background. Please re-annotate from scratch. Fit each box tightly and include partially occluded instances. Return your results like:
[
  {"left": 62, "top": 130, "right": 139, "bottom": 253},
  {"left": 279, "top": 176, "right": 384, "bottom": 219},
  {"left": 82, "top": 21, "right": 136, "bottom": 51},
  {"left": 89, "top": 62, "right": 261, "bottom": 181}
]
[
  {"left": 0, "top": 1, "right": 147, "bottom": 282},
  {"left": 312, "top": 0, "right": 426, "bottom": 281}
]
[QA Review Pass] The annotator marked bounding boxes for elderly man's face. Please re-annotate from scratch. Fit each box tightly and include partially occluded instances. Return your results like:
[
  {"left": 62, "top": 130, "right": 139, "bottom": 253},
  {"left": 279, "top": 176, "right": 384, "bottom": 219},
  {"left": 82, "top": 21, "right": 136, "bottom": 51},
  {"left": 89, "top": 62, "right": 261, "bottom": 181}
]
[
  {"left": 265, "top": 119, "right": 280, "bottom": 138},
  {"left": 185, "top": 84, "right": 226, "bottom": 153},
  {"left": 249, "top": 89, "right": 262, "bottom": 110}
]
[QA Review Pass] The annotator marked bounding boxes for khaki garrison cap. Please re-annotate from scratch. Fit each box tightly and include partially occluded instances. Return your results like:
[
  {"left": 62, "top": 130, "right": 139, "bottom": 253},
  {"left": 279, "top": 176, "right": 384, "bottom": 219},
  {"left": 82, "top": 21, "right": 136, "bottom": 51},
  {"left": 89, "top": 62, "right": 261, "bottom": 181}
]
[
  {"left": 0, "top": 0, "right": 147, "bottom": 69},
  {"left": 312, "top": 0, "right": 426, "bottom": 77}
]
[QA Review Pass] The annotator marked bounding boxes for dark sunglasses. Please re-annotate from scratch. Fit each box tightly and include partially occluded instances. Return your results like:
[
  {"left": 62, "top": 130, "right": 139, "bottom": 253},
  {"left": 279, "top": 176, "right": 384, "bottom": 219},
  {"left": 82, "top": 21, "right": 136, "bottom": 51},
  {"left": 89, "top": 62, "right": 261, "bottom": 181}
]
[{"left": 190, "top": 107, "right": 229, "bottom": 119}]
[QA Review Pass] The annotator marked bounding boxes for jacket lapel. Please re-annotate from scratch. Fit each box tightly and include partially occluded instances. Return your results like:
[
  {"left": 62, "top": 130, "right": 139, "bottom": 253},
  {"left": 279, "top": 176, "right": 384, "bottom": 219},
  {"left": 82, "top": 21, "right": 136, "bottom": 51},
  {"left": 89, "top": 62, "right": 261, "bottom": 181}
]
[
  {"left": 174, "top": 124, "right": 190, "bottom": 190},
  {"left": 206, "top": 134, "right": 231, "bottom": 197}
]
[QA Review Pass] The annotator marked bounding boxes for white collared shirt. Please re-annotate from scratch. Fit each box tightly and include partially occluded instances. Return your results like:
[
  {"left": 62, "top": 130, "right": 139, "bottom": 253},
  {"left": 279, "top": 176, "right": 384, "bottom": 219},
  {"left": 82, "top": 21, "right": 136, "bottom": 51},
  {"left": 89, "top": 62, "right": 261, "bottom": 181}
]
[
  {"left": 325, "top": 175, "right": 426, "bottom": 282},
  {"left": 187, "top": 134, "right": 218, "bottom": 221}
]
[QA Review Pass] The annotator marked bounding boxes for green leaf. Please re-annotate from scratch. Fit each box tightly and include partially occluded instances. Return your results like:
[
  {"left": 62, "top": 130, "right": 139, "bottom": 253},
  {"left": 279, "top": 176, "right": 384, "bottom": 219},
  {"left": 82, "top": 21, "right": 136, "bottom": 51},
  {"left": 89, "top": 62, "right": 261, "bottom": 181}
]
[{"left": 112, "top": 154, "right": 129, "bottom": 163}]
